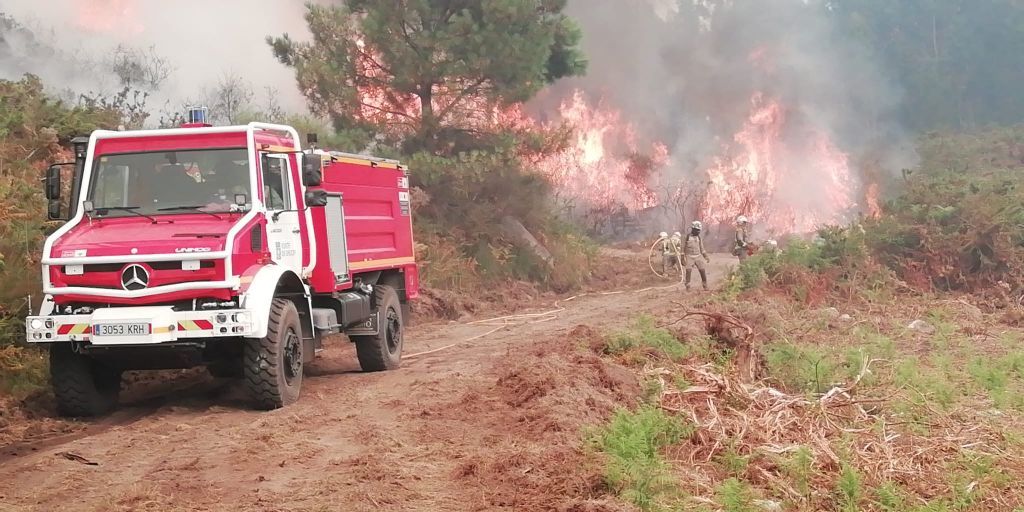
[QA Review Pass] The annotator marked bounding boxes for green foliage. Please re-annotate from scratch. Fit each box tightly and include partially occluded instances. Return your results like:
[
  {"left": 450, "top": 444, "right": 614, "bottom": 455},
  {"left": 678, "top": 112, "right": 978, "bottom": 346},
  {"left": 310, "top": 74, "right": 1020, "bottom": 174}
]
[
  {"left": 832, "top": 1, "right": 1024, "bottom": 131},
  {"left": 784, "top": 446, "right": 815, "bottom": 499},
  {"left": 592, "top": 406, "right": 693, "bottom": 511},
  {"left": 714, "top": 478, "right": 756, "bottom": 512},
  {"left": 966, "top": 352, "right": 1024, "bottom": 410},
  {"left": 408, "top": 148, "right": 596, "bottom": 290},
  {"left": 604, "top": 316, "right": 689, "bottom": 362},
  {"left": 765, "top": 343, "right": 839, "bottom": 394},
  {"left": 895, "top": 359, "right": 959, "bottom": 409},
  {"left": 836, "top": 462, "right": 863, "bottom": 512},
  {"left": 874, "top": 481, "right": 906, "bottom": 511},
  {"left": 269, "top": 0, "right": 586, "bottom": 152},
  {"left": 0, "top": 76, "right": 118, "bottom": 346},
  {"left": 724, "top": 227, "right": 872, "bottom": 299},
  {"left": 0, "top": 345, "right": 48, "bottom": 399},
  {"left": 714, "top": 444, "right": 750, "bottom": 478},
  {"left": 864, "top": 127, "right": 1024, "bottom": 291}
]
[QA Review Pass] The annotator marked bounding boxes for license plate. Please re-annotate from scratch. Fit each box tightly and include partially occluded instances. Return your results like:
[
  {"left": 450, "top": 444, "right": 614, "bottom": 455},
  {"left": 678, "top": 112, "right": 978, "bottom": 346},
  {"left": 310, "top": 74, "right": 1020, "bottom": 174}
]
[{"left": 93, "top": 323, "right": 151, "bottom": 337}]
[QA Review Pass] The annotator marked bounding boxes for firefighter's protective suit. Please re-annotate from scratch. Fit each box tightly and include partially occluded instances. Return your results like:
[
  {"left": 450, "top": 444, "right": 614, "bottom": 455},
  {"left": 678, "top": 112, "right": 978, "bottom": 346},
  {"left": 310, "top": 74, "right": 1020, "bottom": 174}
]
[
  {"left": 734, "top": 216, "right": 750, "bottom": 263},
  {"left": 661, "top": 234, "right": 682, "bottom": 275},
  {"left": 684, "top": 224, "right": 710, "bottom": 290}
]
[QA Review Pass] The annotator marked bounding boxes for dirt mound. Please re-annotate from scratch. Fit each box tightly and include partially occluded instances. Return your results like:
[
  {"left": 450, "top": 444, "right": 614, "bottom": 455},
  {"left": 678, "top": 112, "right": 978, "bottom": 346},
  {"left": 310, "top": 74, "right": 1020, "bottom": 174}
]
[
  {"left": 415, "top": 324, "right": 639, "bottom": 510},
  {"left": 0, "top": 392, "right": 81, "bottom": 449}
]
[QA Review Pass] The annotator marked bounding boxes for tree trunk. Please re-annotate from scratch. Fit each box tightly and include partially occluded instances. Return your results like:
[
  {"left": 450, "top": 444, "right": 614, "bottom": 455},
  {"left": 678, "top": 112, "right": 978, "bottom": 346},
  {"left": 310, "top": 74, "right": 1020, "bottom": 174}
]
[
  {"left": 501, "top": 216, "right": 555, "bottom": 268},
  {"left": 418, "top": 85, "right": 435, "bottom": 145}
]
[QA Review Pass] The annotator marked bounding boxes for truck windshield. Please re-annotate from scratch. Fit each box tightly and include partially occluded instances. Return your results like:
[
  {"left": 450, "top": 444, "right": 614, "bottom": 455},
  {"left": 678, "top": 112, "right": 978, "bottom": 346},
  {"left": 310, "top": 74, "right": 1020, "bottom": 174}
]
[{"left": 87, "top": 148, "right": 250, "bottom": 217}]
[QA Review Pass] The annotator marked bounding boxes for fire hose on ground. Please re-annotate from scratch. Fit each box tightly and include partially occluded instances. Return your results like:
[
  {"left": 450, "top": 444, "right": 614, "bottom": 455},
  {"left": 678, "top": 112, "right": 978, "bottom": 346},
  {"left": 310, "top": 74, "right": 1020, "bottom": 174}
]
[{"left": 403, "top": 240, "right": 688, "bottom": 361}]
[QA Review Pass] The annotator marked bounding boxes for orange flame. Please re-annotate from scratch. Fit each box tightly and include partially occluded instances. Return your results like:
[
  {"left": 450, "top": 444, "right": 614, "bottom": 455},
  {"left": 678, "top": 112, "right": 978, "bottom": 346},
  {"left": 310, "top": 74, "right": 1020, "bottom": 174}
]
[
  {"left": 75, "top": 0, "right": 143, "bottom": 34},
  {"left": 532, "top": 91, "right": 661, "bottom": 212},
  {"left": 700, "top": 92, "right": 856, "bottom": 234}
]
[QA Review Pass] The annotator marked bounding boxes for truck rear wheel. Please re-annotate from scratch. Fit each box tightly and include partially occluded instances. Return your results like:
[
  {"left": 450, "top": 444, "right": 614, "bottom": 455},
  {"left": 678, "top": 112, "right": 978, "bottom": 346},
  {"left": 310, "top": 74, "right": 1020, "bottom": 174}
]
[
  {"left": 352, "top": 285, "right": 404, "bottom": 372},
  {"left": 243, "top": 298, "right": 303, "bottom": 410},
  {"left": 49, "top": 343, "right": 121, "bottom": 417}
]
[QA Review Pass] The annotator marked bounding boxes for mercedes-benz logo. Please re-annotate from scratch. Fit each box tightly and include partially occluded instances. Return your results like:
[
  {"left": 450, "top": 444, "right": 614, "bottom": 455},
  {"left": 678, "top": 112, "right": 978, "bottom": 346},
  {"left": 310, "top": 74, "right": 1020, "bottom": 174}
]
[{"left": 121, "top": 264, "right": 150, "bottom": 291}]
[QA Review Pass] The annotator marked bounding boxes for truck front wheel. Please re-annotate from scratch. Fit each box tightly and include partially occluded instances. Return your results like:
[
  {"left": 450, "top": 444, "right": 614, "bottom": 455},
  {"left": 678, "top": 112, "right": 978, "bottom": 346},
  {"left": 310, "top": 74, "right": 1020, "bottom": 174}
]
[
  {"left": 243, "top": 298, "right": 303, "bottom": 410},
  {"left": 49, "top": 343, "right": 121, "bottom": 417},
  {"left": 352, "top": 285, "right": 404, "bottom": 372}
]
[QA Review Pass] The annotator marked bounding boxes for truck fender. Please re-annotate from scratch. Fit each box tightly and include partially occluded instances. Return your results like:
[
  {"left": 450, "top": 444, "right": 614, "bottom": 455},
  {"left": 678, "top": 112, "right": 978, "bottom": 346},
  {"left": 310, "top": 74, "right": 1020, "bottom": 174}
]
[{"left": 239, "top": 265, "right": 313, "bottom": 341}]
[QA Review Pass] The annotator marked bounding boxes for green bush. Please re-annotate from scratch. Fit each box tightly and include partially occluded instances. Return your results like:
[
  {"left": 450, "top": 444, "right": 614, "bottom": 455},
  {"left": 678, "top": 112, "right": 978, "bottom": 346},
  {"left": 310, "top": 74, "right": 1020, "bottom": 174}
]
[
  {"left": 592, "top": 405, "right": 694, "bottom": 511},
  {"left": 0, "top": 75, "right": 119, "bottom": 346},
  {"left": 605, "top": 316, "right": 689, "bottom": 361}
]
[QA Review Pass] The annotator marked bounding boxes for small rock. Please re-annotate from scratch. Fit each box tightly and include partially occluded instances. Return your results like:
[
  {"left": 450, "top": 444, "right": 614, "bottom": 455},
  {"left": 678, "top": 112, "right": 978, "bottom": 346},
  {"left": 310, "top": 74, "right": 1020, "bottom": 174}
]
[
  {"left": 839, "top": 314, "right": 853, "bottom": 322},
  {"left": 908, "top": 319, "right": 935, "bottom": 334},
  {"left": 755, "top": 499, "right": 783, "bottom": 512},
  {"left": 821, "top": 307, "right": 841, "bottom": 318}
]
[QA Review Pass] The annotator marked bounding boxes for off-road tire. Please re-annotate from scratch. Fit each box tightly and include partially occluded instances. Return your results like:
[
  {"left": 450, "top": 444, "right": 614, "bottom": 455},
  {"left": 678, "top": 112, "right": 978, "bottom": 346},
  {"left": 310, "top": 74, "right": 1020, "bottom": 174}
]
[
  {"left": 351, "top": 285, "right": 404, "bottom": 372},
  {"left": 49, "top": 343, "right": 121, "bottom": 417},
  {"left": 243, "top": 298, "right": 303, "bottom": 410}
]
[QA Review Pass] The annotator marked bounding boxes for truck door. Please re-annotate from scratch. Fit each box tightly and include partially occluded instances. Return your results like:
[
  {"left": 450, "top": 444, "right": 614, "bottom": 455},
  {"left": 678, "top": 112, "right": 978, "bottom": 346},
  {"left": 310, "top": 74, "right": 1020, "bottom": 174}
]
[{"left": 260, "top": 154, "right": 303, "bottom": 273}]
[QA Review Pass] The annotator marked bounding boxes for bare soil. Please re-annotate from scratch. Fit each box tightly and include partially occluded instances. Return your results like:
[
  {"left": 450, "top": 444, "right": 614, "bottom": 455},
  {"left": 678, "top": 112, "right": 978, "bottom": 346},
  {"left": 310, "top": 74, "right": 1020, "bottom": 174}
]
[{"left": 0, "top": 250, "right": 734, "bottom": 512}]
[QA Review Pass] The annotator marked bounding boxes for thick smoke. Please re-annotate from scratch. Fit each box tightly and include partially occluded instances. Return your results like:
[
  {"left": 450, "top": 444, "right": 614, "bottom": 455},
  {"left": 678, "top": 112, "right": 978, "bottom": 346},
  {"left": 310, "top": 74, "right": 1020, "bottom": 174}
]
[
  {"left": 0, "top": 0, "right": 316, "bottom": 122},
  {"left": 545, "top": 0, "right": 918, "bottom": 234}
]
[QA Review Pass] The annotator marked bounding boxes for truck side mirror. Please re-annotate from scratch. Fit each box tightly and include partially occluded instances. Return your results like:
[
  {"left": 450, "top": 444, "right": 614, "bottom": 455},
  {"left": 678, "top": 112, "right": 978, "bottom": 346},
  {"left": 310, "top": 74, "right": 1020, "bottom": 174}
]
[
  {"left": 304, "top": 189, "right": 328, "bottom": 207},
  {"left": 45, "top": 165, "right": 62, "bottom": 200},
  {"left": 47, "top": 200, "right": 63, "bottom": 220},
  {"left": 301, "top": 154, "right": 323, "bottom": 187}
]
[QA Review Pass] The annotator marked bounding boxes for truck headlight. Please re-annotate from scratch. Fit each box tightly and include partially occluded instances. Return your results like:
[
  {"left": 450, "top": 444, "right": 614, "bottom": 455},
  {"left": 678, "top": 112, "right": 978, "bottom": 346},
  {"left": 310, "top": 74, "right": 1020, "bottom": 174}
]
[
  {"left": 29, "top": 319, "right": 43, "bottom": 330},
  {"left": 232, "top": 312, "right": 252, "bottom": 325}
]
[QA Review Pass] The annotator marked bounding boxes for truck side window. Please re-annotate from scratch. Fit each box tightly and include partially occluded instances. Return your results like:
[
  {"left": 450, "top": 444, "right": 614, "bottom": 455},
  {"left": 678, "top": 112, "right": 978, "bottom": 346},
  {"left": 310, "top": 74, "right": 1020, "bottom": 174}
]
[
  {"left": 261, "top": 156, "right": 292, "bottom": 211},
  {"left": 92, "top": 164, "right": 130, "bottom": 207}
]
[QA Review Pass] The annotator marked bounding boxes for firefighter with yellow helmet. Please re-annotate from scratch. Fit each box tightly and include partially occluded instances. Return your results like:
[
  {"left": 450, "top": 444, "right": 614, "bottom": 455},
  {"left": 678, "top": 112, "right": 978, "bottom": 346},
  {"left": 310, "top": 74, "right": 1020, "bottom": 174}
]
[
  {"left": 684, "top": 221, "right": 710, "bottom": 290},
  {"left": 733, "top": 215, "right": 751, "bottom": 263}
]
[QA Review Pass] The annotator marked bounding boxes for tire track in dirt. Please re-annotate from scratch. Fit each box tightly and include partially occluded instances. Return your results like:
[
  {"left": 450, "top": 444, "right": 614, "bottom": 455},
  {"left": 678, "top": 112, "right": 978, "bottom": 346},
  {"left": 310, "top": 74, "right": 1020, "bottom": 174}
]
[{"left": 0, "top": 252, "right": 734, "bottom": 511}]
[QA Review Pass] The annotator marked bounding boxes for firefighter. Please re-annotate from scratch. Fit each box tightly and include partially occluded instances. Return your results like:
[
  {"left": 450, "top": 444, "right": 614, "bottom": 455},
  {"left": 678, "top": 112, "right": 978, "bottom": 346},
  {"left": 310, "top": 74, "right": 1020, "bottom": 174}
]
[
  {"left": 656, "top": 231, "right": 679, "bottom": 275},
  {"left": 734, "top": 215, "right": 751, "bottom": 263},
  {"left": 684, "top": 221, "right": 710, "bottom": 291}
]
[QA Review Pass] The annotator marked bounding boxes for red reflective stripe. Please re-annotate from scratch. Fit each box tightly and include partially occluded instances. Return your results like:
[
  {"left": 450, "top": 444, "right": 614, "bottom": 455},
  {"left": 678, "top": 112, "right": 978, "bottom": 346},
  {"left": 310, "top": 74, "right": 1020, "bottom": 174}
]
[
  {"left": 194, "top": 320, "right": 213, "bottom": 330},
  {"left": 57, "top": 325, "right": 73, "bottom": 335},
  {"left": 84, "top": 326, "right": 93, "bottom": 334}
]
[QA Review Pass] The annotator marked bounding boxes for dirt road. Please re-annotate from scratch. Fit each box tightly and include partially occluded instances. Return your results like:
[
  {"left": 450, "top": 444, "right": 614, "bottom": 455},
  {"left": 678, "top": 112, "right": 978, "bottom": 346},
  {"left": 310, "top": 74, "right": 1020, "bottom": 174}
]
[{"left": 0, "top": 251, "right": 733, "bottom": 512}]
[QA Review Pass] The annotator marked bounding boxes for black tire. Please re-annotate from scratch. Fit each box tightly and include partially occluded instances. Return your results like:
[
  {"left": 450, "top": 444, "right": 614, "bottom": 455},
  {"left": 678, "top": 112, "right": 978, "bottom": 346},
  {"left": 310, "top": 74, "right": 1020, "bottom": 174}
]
[
  {"left": 49, "top": 343, "right": 121, "bottom": 417},
  {"left": 351, "top": 285, "right": 404, "bottom": 372},
  {"left": 243, "top": 298, "right": 303, "bottom": 410}
]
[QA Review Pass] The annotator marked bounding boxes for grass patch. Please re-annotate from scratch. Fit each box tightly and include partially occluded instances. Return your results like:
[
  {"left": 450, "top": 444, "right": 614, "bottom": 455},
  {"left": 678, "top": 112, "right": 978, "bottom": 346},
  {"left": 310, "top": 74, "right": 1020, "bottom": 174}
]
[
  {"left": 591, "top": 405, "right": 694, "bottom": 511},
  {"left": 836, "top": 462, "right": 863, "bottom": 512},
  {"left": 765, "top": 343, "right": 841, "bottom": 394},
  {"left": 715, "top": 477, "right": 757, "bottom": 512},
  {"left": 967, "top": 352, "right": 1024, "bottom": 410},
  {"left": 604, "top": 316, "right": 689, "bottom": 362}
]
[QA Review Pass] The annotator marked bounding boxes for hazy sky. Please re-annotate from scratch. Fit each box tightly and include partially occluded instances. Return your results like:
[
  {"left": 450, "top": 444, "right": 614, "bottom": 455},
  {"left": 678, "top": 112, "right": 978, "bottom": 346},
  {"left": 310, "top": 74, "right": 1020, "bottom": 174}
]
[{"left": 1, "top": 0, "right": 316, "bottom": 115}]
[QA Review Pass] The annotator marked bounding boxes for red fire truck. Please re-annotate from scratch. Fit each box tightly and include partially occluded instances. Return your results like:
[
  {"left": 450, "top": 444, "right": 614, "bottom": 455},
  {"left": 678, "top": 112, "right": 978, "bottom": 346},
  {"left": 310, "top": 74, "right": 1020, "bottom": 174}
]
[{"left": 25, "top": 109, "right": 418, "bottom": 416}]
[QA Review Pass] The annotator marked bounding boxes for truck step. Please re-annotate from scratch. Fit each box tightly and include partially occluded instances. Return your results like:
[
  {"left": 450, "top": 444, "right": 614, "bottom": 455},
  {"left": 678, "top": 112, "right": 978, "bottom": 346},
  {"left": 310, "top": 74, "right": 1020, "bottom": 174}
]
[{"left": 311, "top": 307, "right": 341, "bottom": 334}]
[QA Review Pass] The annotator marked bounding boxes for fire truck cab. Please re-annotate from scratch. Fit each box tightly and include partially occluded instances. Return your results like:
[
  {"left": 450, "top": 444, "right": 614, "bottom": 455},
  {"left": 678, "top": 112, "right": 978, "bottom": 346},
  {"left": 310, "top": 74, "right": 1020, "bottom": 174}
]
[{"left": 26, "top": 110, "right": 418, "bottom": 416}]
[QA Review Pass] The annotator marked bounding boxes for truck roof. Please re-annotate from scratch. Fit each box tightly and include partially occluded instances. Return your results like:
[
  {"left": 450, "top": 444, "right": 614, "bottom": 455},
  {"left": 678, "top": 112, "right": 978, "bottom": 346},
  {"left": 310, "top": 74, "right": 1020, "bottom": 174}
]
[{"left": 91, "top": 123, "right": 404, "bottom": 170}]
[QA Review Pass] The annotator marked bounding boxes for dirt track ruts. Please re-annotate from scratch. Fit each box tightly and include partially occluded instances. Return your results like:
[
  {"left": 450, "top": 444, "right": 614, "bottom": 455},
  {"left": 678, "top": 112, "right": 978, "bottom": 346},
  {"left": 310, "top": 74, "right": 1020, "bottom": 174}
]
[{"left": 0, "top": 251, "right": 733, "bottom": 512}]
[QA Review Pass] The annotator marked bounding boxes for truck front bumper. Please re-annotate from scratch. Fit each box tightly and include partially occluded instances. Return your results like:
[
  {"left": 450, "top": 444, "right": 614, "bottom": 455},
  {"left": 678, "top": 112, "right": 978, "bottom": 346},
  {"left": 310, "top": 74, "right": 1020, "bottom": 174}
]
[{"left": 26, "top": 306, "right": 257, "bottom": 345}]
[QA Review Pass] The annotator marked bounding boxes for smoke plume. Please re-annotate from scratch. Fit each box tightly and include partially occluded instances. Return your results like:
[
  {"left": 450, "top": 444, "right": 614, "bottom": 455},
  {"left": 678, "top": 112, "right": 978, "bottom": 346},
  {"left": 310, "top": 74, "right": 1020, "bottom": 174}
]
[
  {"left": 541, "top": 0, "right": 918, "bottom": 235},
  {"left": 0, "top": 0, "right": 315, "bottom": 122}
]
